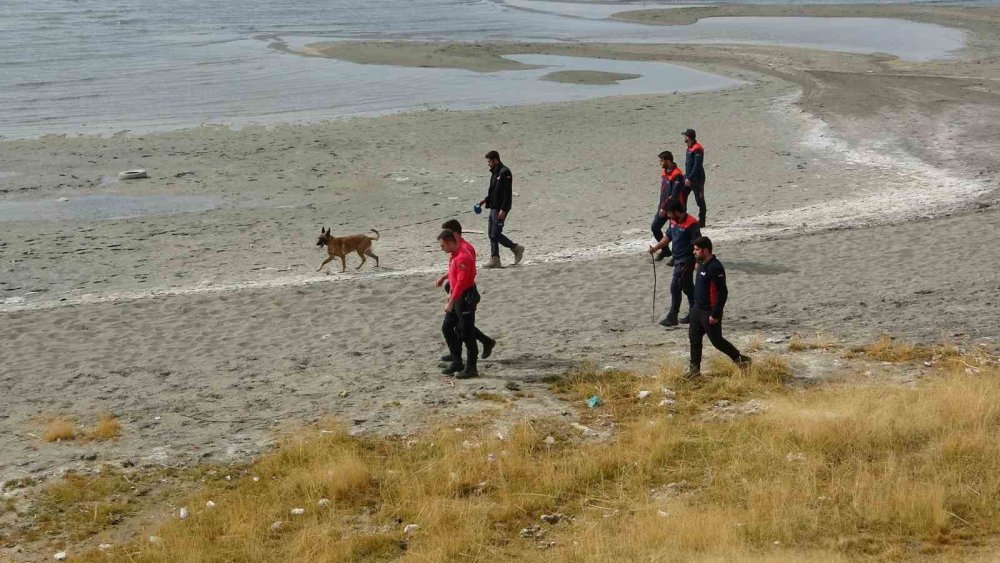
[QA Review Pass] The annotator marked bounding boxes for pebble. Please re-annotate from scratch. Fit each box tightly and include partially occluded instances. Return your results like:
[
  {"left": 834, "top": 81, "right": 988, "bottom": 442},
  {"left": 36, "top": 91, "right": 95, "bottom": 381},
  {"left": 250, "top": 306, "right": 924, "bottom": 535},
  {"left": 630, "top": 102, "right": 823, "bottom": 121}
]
[
  {"left": 206, "top": 500, "right": 216, "bottom": 508},
  {"left": 540, "top": 513, "right": 561, "bottom": 524},
  {"left": 637, "top": 390, "right": 651, "bottom": 400},
  {"left": 318, "top": 498, "right": 331, "bottom": 507},
  {"left": 148, "top": 536, "right": 162, "bottom": 543},
  {"left": 178, "top": 507, "right": 189, "bottom": 519},
  {"left": 98, "top": 544, "right": 112, "bottom": 551},
  {"left": 54, "top": 552, "right": 67, "bottom": 561},
  {"left": 290, "top": 508, "right": 305, "bottom": 515},
  {"left": 661, "top": 387, "right": 677, "bottom": 398},
  {"left": 270, "top": 521, "right": 283, "bottom": 531},
  {"left": 403, "top": 524, "right": 420, "bottom": 535},
  {"left": 543, "top": 436, "right": 556, "bottom": 445}
]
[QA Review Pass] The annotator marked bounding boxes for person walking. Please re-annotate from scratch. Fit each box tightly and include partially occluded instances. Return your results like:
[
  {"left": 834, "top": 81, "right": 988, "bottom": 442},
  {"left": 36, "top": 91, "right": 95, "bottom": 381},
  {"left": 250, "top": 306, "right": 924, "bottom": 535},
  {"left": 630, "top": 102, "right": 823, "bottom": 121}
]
[
  {"left": 438, "top": 229, "right": 480, "bottom": 378},
  {"left": 687, "top": 236, "right": 751, "bottom": 378},
  {"left": 651, "top": 150, "right": 686, "bottom": 262},
  {"left": 479, "top": 150, "right": 525, "bottom": 268},
  {"left": 436, "top": 219, "right": 496, "bottom": 362},
  {"left": 682, "top": 129, "right": 707, "bottom": 227},
  {"left": 648, "top": 200, "right": 700, "bottom": 327}
]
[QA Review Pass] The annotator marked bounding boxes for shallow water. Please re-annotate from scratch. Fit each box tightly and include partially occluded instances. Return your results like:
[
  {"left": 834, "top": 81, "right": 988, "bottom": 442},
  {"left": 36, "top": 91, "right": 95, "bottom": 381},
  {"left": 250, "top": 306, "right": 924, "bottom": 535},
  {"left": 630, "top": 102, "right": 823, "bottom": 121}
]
[
  {"left": 0, "top": 195, "right": 220, "bottom": 222},
  {"left": 0, "top": 0, "right": 972, "bottom": 138}
]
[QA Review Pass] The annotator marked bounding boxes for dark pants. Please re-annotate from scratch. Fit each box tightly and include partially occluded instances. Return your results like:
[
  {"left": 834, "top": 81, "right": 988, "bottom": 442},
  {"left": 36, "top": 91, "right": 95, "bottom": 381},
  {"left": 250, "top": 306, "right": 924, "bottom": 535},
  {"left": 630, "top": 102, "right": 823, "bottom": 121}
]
[
  {"left": 650, "top": 210, "right": 668, "bottom": 243},
  {"left": 691, "top": 180, "right": 706, "bottom": 224},
  {"left": 668, "top": 261, "right": 694, "bottom": 318},
  {"left": 688, "top": 305, "right": 742, "bottom": 368},
  {"left": 443, "top": 282, "right": 491, "bottom": 346},
  {"left": 442, "top": 286, "right": 479, "bottom": 367},
  {"left": 488, "top": 209, "right": 516, "bottom": 257}
]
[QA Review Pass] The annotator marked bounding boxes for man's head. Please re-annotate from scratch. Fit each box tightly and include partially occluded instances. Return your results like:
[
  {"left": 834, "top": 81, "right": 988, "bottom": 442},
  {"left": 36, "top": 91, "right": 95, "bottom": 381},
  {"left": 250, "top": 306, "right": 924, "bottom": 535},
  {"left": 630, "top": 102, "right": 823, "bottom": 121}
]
[
  {"left": 438, "top": 229, "right": 460, "bottom": 253},
  {"left": 693, "top": 236, "right": 713, "bottom": 262},
  {"left": 666, "top": 200, "right": 686, "bottom": 222},
  {"left": 442, "top": 219, "right": 463, "bottom": 238},
  {"left": 682, "top": 129, "right": 696, "bottom": 147},
  {"left": 485, "top": 150, "right": 501, "bottom": 169},
  {"left": 658, "top": 150, "right": 675, "bottom": 171}
]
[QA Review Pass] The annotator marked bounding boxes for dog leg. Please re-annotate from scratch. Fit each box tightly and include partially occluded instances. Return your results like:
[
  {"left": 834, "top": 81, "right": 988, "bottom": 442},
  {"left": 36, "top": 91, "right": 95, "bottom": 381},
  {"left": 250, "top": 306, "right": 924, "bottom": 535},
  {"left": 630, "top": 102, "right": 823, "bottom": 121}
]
[
  {"left": 340, "top": 256, "right": 346, "bottom": 272},
  {"left": 318, "top": 255, "right": 334, "bottom": 272},
  {"left": 356, "top": 249, "right": 366, "bottom": 270},
  {"left": 365, "top": 248, "right": 379, "bottom": 268}
]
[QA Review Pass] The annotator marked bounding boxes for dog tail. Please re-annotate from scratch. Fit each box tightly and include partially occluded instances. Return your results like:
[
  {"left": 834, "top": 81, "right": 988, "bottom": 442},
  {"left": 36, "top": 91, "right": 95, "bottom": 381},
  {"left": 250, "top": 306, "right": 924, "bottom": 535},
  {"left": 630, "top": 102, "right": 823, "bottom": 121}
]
[{"left": 368, "top": 229, "right": 380, "bottom": 241}]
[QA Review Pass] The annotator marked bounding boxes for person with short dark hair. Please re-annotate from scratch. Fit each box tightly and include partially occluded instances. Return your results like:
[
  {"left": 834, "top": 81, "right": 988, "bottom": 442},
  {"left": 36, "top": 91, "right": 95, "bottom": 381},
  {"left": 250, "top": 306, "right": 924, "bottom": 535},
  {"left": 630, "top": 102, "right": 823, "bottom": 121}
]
[
  {"left": 478, "top": 150, "right": 525, "bottom": 268},
  {"left": 682, "top": 129, "right": 707, "bottom": 227},
  {"left": 652, "top": 150, "right": 686, "bottom": 262},
  {"left": 438, "top": 229, "right": 480, "bottom": 378},
  {"left": 648, "top": 200, "right": 700, "bottom": 327},
  {"left": 436, "top": 219, "right": 496, "bottom": 361},
  {"left": 686, "top": 236, "right": 751, "bottom": 377}
]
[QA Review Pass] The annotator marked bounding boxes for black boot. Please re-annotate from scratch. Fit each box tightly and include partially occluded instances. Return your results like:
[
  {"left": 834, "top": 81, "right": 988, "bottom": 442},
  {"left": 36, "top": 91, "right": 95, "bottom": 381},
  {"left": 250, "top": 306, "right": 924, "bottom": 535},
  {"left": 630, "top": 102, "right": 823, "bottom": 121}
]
[
  {"left": 698, "top": 211, "right": 706, "bottom": 228},
  {"left": 679, "top": 315, "right": 690, "bottom": 324},
  {"left": 441, "top": 354, "right": 454, "bottom": 362},
  {"left": 684, "top": 364, "right": 701, "bottom": 379},
  {"left": 659, "top": 311, "right": 679, "bottom": 327},
  {"left": 441, "top": 362, "right": 464, "bottom": 375},
  {"left": 457, "top": 362, "right": 479, "bottom": 379},
  {"left": 736, "top": 355, "right": 752, "bottom": 372},
  {"left": 481, "top": 338, "right": 496, "bottom": 360}
]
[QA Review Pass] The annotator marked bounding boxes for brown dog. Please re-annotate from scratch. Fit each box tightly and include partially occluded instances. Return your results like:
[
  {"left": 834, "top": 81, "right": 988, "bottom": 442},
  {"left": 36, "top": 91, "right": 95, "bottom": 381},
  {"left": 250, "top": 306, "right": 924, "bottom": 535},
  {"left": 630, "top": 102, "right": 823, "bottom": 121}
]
[{"left": 316, "top": 227, "right": 380, "bottom": 272}]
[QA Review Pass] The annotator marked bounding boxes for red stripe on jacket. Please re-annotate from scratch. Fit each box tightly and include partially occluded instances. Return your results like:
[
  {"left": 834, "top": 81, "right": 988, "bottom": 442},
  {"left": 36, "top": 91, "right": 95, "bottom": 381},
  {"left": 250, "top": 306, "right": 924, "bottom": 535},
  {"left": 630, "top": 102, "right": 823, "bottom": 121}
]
[{"left": 448, "top": 246, "right": 476, "bottom": 302}]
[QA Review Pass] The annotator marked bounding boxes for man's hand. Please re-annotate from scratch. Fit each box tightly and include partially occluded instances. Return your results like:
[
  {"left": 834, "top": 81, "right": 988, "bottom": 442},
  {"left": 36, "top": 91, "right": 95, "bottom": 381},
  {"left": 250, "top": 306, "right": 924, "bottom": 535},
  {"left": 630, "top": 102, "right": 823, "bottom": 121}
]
[
  {"left": 685, "top": 179, "right": 691, "bottom": 187},
  {"left": 434, "top": 274, "right": 446, "bottom": 288},
  {"left": 498, "top": 210, "right": 506, "bottom": 222},
  {"left": 444, "top": 300, "right": 454, "bottom": 313},
  {"left": 709, "top": 316, "right": 719, "bottom": 325},
  {"left": 648, "top": 245, "right": 657, "bottom": 255},
  {"left": 658, "top": 209, "right": 667, "bottom": 218}
]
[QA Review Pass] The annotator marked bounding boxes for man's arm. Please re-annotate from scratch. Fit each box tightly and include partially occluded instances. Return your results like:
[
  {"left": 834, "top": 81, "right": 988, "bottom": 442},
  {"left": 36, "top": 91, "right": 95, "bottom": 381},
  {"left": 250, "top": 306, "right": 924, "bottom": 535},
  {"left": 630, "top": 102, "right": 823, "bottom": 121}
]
[
  {"left": 449, "top": 255, "right": 475, "bottom": 302},
  {"left": 689, "top": 150, "right": 705, "bottom": 183},
  {"left": 498, "top": 168, "right": 513, "bottom": 214},
  {"left": 710, "top": 262, "right": 728, "bottom": 320}
]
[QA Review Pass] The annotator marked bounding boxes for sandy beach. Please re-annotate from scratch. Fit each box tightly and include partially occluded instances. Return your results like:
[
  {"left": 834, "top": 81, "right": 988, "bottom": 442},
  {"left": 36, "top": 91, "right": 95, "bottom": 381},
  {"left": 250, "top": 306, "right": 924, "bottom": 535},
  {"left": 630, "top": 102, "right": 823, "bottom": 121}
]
[{"left": 1, "top": 3, "right": 999, "bottom": 499}]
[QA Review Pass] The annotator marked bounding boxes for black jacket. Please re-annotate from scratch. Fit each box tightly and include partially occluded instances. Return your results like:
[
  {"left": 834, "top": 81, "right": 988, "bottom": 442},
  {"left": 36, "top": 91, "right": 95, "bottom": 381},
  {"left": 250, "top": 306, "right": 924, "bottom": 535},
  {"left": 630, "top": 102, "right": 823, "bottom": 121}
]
[
  {"left": 484, "top": 163, "right": 513, "bottom": 213},
  {"left": 693, "top": 256, "right": 728, "bottom": 319},
  {"left": 685, "top": 143, "right": 706, "bottom": 184}
]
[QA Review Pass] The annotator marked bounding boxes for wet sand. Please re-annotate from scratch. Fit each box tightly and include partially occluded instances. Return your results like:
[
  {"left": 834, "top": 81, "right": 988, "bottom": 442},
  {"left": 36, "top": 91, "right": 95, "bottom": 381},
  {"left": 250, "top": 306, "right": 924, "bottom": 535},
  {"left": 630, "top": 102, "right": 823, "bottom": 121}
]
[{"left": 1, "top": 4, "right": 998, "bottom": 495}]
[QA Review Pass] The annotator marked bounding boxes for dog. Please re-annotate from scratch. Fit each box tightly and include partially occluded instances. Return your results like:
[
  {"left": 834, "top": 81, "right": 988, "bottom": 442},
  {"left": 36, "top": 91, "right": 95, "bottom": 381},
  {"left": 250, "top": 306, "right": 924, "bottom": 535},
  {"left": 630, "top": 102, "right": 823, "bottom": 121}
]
[{"left": 316, "top": 227, "right": 380, "bottom": 272}]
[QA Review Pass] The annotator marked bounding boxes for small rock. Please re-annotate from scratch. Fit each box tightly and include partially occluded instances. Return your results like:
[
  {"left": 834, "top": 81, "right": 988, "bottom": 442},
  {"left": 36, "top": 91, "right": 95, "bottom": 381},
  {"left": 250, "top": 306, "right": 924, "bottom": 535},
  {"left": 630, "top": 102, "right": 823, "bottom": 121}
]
[
  {"left": 543, "top": 436, "right": 556, "bottom": 445},
  {"left": 658, "top": 398, "right": 676, "bottom": 407},
  {"left": 923, "top": 361, "right": 933, "bottom": 367},
  {"left": 339, "top": 390, "right": 348, "bottom": 398},
  {"left": 253, "top": 476, "right": 260, "bottom": 482},
  {"left": 318, "top": 498, "right": 331, "bottom": 507},
  {"left": 602, "top": 365, "right": 615, "bottom": 371},
  {"left": 178, "top": 507, "right": 189, "bottom": 519},
  {"left": 290, "top": 508, "right": 305, "bottom": 515},
  {"left": 486, "top": 453, "right": 496, "bottom": 463},
  {"left": 56, "top": 197, "right": 69, "bottom": 203},
  {"left": 98, "top": 544, "right": 112, "bottom": 551},
  {"left": 520, "top": 524, "right": 544, "bottom": 539},
  {"left": 785, "top": 452, "right": 806, "bottom": 463},
  {"left": 148, "top": 536, "right": 162, "bottom": 543},
  {"left": 661, "top": 387, "right": 676, "bottom": 398},
  {"left": 637, "top": 390, "right": 651, "bottom": 400},
  {"left": 540, "top": 513, "right": 561, "bottom": 524},
  {"left": 270, "top": 521, "right": 283, "bottom": 531},
  {"left": 403, "top": 524, "right": 420, "bottom": 535},
  {"left": 54, "top": 552, "right": 67, "bottom": 561},
  {"left": 206, "top": 500, "right": 216, "bottom": 508},
  {"left": 658, "top": 510, "right": 669, "bottom": 518}
]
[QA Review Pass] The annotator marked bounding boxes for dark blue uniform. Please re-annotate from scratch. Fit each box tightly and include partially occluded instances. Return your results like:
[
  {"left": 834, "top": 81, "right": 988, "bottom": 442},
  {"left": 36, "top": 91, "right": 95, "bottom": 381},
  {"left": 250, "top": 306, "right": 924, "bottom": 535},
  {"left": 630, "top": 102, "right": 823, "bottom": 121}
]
[
  {"left": 685, "top": 142, "right": 707, "bottom": 226},
  {"left": 662, "top": 214, "right": 700, "bottom": 323},
  {"left": 689, "top": 255, "right": 748, "bottom": 370}
]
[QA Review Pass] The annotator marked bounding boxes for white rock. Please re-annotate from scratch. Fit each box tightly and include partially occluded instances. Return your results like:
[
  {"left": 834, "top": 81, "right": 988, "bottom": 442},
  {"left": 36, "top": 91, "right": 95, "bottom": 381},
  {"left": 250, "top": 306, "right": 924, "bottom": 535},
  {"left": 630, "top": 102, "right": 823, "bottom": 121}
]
[
  {"left": 56, "top": 197, "right": 69, "bottom": 203},
  {"left": 148, "top": 536, "right": 162, "bottom": 543},
  {"left": 923, "top": 361, "right": 933, "bottom": 367},
  {"left": 154, "top": 416, "right": 161, "bottom": 421},
  {"left": 785, "top": 452, "right": 806, "bottom": 463},
  {"left": 318, "top": 498, "right": 332, "bottom": 507},
  {"left": 658, "top": 399, "right": 676, "bottom": 407},
  {"left": 253, "top": 476, "right": 260, "bottom": 482},
  {"left": 661, "top": 387, "right": 676, "bottom": 398},
  {"left": 54, "top": 552, "right": 67, "bottom": 561},
  {"left": 540, "top": 513, "right": 561, "bottom": 524},
  {"left": 270, "top": 521, "right": 283, "bottom": 531},
  {"left": 178, "top": 506, "right": 189, "bottom": 519},
  {"left": 206, "top": 500, "right": 216, "bottom": 508},
  {"left": 403, "top": 524, "right": 420, "bottom": 535},
  {"left": 602, "top": 365, "right": 615, "bottom": 371},
  {"left": 543, "top": 436, "right": 556, "bottom": 445},
  {"left": 495, "top": 432, "right": 504, "bottom": 441},
  {"left": 98, "top": 544, "right": 112, "bottom": 551},
  {"left": 658, "top": 511, "right": 669, "bottom": 518},
  {"left": 637, "top": 390, "right": 651, "bottom": 400},
  {"left": 486, "top": 453, "right": 496, "bottom": 463},
  {"left": 290, "top": 508, "right": 305, "bottom": 515}
]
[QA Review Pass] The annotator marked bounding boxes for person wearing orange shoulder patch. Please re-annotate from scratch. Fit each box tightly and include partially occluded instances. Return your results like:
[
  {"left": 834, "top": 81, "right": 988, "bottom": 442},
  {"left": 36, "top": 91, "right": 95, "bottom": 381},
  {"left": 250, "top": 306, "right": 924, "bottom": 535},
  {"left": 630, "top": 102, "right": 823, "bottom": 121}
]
[
  {"left": 683, "top": 129, "right": 707, "bottom": 227},
  {"left": 651, "top": 150, "right": 686, "bottom": 262},
  {"left": 648, "top": 200, "right": 699, "bottom": 327},
  {"left": 438, "top": 229, "right": 481, "bottom": 379}
]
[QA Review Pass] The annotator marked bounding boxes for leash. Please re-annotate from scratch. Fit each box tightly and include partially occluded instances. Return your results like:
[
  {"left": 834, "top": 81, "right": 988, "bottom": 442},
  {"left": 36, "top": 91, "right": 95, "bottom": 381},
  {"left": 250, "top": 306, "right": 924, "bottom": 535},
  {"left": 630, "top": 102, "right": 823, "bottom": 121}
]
[
  {"left": 378, "top": 209, "right": 475, "bottom": 232},
  {"left": 650, "top": 253, "right": 657, "bottom": 325}
]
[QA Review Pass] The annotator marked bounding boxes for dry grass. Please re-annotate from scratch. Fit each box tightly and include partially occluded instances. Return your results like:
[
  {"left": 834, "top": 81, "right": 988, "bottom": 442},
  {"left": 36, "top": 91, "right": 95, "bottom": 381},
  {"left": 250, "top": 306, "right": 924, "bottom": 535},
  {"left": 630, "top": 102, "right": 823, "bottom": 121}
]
[
  {"left": 54, "top": 347, "right": 1000, "bottom": 562},
  {"left": 90, "top": 411, "right": 121, "bottom": 441},
  {"left": 788, "top": 331, "right": 840, "bottom": 352},
  {"left": 850, "top": 334, "right": 943, "bottom": 362},
  {"left": 42, "top": 417, "right": 78, "bottom": 443}
]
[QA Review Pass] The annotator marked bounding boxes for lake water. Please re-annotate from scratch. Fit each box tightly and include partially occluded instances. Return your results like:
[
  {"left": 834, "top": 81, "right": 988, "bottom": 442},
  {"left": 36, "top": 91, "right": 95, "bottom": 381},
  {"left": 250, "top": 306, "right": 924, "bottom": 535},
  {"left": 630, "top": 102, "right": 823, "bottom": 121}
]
[{"left": 0, "top": 0, "right": 975, "bottom": 138}]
